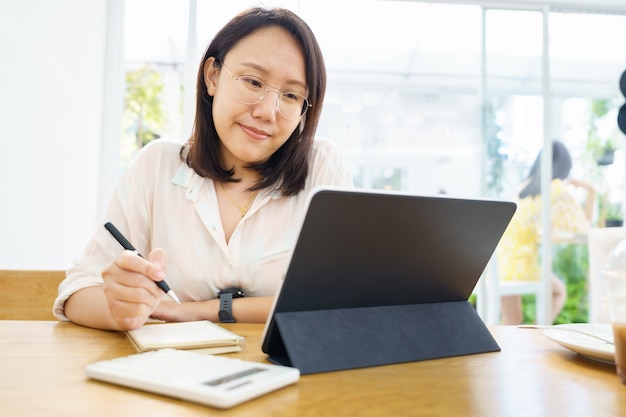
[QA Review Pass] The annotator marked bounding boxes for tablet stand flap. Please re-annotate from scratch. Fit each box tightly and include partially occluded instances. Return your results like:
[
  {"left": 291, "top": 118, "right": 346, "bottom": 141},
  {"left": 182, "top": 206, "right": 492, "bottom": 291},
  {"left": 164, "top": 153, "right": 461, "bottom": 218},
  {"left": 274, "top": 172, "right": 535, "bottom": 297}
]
[{"left": 270, "top": 301, "right": 499, "bottom": 374}]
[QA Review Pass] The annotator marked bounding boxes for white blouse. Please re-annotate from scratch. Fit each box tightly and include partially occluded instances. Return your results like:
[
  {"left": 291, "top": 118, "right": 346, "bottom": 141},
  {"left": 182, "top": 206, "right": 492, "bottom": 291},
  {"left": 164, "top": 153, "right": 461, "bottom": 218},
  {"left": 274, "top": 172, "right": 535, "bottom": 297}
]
[{"left": 53, "top": 137, "right": 353, "bottom": 320}]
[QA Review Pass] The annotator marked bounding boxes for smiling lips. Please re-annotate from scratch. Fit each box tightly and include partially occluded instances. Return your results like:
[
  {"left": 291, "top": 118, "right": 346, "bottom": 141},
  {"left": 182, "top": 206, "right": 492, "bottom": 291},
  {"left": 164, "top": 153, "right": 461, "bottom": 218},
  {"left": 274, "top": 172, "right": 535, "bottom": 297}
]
[{"left": 240, "top": 123, "right": 270, "bottom": 140}]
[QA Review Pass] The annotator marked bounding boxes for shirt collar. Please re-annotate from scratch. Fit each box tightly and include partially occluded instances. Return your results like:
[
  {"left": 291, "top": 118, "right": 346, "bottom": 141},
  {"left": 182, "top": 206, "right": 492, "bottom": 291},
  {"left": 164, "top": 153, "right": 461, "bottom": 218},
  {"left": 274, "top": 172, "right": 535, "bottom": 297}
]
[
  {"left": 172, "top": 163, "right": 204, "bottom": 202},
  {"left": 171, "top": 162, "right": 284, "bottom": 201}
]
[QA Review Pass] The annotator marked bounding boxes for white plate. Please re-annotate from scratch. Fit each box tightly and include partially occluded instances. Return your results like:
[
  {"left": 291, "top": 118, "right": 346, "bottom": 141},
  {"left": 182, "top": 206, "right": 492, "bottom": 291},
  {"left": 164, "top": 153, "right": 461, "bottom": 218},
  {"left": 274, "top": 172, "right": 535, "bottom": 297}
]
[{"left": 543, "top": 323, "right": 615, "bottom": 364}]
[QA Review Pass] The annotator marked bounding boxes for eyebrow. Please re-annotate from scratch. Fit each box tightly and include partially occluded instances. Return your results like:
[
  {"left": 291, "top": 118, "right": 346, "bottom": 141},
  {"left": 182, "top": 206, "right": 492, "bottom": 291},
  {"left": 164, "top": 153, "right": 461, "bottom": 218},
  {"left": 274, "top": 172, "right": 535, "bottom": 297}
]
[{"left": 238, "top": 61, "right": 308, "bottom": 90}]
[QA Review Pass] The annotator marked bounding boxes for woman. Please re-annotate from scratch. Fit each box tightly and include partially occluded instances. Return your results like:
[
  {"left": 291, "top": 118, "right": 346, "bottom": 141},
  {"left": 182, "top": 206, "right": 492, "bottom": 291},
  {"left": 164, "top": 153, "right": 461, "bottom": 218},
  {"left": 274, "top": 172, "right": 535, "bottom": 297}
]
[
  {"left": 53, "top": 7, "right": 353, "bottom": 330},
  {"left": 498, "top": 140, "right": 594, "bottom": 325}
]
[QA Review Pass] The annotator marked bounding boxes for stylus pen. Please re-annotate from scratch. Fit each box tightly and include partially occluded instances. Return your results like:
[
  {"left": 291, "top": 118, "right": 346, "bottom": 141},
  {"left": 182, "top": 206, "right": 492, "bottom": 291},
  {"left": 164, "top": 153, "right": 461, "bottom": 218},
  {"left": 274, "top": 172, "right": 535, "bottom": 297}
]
[{"left": 104, "top": 222, "right": 181, "bottom": 304}]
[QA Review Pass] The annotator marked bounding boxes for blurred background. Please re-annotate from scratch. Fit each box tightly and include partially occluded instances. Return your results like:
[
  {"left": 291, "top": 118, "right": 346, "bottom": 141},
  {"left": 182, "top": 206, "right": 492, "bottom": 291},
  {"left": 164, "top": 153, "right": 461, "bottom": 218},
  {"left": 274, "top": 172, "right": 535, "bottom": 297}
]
[{"left": 2, "top": 0, "right": 626, "bottom": 323}]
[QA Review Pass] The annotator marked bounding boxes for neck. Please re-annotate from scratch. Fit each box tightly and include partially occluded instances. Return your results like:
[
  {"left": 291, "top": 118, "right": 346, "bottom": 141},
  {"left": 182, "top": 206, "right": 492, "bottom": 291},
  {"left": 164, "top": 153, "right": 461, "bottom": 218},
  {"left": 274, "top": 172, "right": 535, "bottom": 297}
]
[
  {"left": 222, "top": 164, "right": 260, "bottom": 189},
  {"left": 219, "top": 181, "right": 259, "bottom": 219}
]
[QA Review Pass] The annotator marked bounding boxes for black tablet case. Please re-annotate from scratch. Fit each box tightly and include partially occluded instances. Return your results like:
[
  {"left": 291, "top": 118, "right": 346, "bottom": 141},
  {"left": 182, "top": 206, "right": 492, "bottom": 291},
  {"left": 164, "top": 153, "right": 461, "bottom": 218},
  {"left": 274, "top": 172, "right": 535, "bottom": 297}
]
[{"left": 261, "top": 188, "right": 516, "bottom": 374}]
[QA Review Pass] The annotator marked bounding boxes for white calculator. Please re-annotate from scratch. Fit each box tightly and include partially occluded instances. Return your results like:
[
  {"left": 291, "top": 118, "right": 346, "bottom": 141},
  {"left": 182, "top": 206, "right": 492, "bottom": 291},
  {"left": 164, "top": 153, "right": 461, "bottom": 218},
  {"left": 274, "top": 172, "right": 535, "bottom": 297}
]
[{"left": 85, "top": 348, "right": 300, "bottom": 409}]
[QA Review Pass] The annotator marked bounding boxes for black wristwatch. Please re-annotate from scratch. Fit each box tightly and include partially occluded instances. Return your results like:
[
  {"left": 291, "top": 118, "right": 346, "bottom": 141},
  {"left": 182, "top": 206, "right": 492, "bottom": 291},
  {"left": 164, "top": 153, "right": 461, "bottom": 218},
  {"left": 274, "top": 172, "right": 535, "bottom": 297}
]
[{"left": 216, "top": 288, "right": 245, "bottom": 323}]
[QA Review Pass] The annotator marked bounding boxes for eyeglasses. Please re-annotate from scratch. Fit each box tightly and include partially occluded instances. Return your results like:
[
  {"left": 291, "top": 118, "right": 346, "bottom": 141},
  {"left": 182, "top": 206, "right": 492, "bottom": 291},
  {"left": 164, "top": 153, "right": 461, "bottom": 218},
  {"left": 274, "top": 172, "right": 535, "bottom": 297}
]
[{"left": 219, "top": 62, "right": 312, "bottom": 120}]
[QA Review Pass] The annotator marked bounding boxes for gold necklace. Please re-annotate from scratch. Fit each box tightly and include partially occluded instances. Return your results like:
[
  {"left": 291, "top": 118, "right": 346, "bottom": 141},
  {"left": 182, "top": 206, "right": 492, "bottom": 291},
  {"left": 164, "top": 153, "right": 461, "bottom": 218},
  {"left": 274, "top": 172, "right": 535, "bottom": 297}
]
[{"left": 220, "top": 182, "right": 257, "bottom": 218}]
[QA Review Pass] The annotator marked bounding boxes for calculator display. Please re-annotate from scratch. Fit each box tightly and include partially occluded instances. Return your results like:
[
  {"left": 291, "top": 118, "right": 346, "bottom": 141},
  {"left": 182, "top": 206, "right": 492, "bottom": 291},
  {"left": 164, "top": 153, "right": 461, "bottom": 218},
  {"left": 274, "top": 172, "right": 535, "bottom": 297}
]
[{"left": 203, "top": 367, "right": 267, "bottom": 387}]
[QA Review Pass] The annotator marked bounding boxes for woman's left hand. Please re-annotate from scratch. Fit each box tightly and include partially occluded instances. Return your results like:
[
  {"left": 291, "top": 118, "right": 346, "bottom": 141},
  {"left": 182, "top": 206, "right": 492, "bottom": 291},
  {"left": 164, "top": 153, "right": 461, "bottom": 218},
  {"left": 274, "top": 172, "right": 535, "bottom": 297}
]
[{"left": 150, "top": 299, "right": 218, "bottom": 322}]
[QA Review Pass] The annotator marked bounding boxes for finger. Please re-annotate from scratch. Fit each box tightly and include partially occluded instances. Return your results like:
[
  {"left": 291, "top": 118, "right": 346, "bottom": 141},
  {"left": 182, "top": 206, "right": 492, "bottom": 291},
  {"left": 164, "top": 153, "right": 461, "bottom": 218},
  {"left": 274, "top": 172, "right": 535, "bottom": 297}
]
[
  {"left": 102, "top": 272, "right": 162, "bottom": 316},
  {"left": 117, "top": 250, "right": 165, "bottom": 282},
  {"left": 104, "top": 257, "right": 164, "bottom": 305},
  {"left": 148, "top": 248, "right": 168, "bottom": 280},
  {"left": 102, "top": 269, "right": 161, "bottom": 305}
]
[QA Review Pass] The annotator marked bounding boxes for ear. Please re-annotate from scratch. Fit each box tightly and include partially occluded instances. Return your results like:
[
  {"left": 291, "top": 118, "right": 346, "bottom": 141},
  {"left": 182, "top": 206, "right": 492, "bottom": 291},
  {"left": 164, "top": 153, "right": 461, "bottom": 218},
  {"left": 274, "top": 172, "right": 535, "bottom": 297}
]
[{"left": 204, "top": 57, "right": 219, "bottom": 96}]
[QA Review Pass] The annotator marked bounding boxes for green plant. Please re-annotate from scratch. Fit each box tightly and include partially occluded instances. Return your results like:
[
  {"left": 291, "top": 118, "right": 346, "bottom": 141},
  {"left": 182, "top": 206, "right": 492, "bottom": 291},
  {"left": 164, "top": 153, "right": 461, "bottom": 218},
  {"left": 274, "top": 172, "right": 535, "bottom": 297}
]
[
  {"left": 585, "top": 98, "right": 621, "bottom": 165},
  {"left": 605, "top": 202, "right": 624, "bottom": 221},
  {"left": 553, "top": 243, "right": 589, "bottom": 324},
  {"left": 124, "top": 66, "right": 164, "bottom": 149},
  {"left": 521, "top": 244, "right": 589, "bottom": 324}
]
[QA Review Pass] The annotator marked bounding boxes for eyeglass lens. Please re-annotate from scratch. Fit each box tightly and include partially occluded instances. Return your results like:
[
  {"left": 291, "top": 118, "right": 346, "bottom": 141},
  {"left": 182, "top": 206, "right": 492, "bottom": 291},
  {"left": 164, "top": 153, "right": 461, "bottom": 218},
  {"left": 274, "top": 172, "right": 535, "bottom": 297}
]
[
  {"left": 220, "top": 63, "right": 309, "bottom": 119},
  {"left": 235, "top": 76, "right": 309, "bottom": 119}
]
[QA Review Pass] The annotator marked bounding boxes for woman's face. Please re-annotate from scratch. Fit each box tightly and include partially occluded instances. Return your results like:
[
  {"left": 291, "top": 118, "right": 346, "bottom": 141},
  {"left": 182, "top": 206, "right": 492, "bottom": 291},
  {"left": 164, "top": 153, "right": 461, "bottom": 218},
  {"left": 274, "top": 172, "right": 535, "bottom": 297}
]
[{"left": 205, "top": 26, "right": 307, "bottom": 173}]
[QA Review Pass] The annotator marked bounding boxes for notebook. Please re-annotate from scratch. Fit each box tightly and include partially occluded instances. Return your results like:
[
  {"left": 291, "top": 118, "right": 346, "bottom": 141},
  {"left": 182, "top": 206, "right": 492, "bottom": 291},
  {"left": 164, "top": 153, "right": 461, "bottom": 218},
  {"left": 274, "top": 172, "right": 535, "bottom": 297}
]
[
  {"left": 127, "top": 320, "right": 244, "bottom": 354},
  {"left": 260, "top": 187, "right": 516, "bottom": 374}
]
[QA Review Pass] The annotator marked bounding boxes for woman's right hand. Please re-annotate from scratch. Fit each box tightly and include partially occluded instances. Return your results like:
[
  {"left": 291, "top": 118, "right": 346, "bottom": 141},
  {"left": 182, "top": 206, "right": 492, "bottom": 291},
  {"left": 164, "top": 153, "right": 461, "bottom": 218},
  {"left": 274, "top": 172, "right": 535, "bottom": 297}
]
[{"left": 101, "top": 248, "right": 168, "bottom": 330}]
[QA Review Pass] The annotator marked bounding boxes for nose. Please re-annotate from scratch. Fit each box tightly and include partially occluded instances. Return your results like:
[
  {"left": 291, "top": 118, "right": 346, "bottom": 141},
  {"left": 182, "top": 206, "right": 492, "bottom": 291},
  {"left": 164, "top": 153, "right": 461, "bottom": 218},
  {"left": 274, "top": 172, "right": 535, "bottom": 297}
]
[{"left": 252, "top": 90, "right": 280, "bottom": 120}]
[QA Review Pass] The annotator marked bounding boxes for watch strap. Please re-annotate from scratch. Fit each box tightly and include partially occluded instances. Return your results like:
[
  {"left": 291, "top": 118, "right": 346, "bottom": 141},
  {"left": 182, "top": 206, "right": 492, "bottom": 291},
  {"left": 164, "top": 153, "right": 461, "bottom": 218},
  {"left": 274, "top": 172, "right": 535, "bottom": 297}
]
[
  {"left": 218, "top": 291, "right": 235, "bottom": 323},
  {"left": 217, "top": 288, "right": 245, "bottom": 323}
]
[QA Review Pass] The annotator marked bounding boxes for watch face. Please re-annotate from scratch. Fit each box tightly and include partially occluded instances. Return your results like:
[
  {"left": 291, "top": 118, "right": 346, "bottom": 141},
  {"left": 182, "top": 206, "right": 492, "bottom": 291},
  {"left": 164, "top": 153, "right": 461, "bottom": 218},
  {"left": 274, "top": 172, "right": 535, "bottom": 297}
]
[{"left": 219, "top": 309, "right": 234, "bottom": 323}]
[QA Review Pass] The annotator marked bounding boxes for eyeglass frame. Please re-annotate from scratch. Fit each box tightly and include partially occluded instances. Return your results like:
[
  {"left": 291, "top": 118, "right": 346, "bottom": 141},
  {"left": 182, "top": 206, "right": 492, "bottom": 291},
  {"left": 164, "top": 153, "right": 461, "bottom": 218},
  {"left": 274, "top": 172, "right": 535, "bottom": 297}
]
[{"left": 217, "top": 61, "right": 312, "bottom": 120}]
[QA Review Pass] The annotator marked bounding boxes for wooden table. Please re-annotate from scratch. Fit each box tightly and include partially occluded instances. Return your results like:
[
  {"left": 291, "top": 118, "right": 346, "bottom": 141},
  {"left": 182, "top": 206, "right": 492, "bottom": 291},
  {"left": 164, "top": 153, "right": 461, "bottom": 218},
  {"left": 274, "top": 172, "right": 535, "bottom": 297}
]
[{"left": 1, "top": 321, "right": 624, "bottom": 416}]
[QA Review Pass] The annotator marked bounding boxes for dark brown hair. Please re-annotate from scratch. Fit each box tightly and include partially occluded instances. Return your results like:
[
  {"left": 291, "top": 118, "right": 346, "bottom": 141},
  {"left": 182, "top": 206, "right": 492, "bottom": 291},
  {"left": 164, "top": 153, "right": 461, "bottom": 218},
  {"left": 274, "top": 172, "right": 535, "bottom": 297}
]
[
  {"left": 519, "top": 140, "right": 572, "bottom": 199},
  {"left": 181, "top": 7, "right": 326, "bottom": 196}
]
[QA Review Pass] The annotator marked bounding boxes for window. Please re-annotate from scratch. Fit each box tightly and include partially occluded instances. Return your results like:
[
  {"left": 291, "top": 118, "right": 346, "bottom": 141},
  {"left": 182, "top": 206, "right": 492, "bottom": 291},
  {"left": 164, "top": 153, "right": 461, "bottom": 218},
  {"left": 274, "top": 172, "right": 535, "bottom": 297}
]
[
  {"left": 122, "top": 1, "right": 626, "bottom": 199},
  {"left": 121, "top": 0, "right": 626, "bottom": 324}
]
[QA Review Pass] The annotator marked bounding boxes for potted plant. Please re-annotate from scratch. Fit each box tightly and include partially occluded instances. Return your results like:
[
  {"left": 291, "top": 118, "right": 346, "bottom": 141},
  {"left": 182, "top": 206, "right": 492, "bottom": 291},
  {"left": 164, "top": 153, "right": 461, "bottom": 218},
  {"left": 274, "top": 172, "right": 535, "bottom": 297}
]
[
  {"left": 587, "top": 134, "right": 618, "bottom": 166},
  {"left": 597, "top": 138, "right": 618, "bottom": 166},
  {"left": 585, "top": 99, "right": 620, "bottom": 166},
  {"left": 604, "top": 202, "right": 624, "bottom": 227}
]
